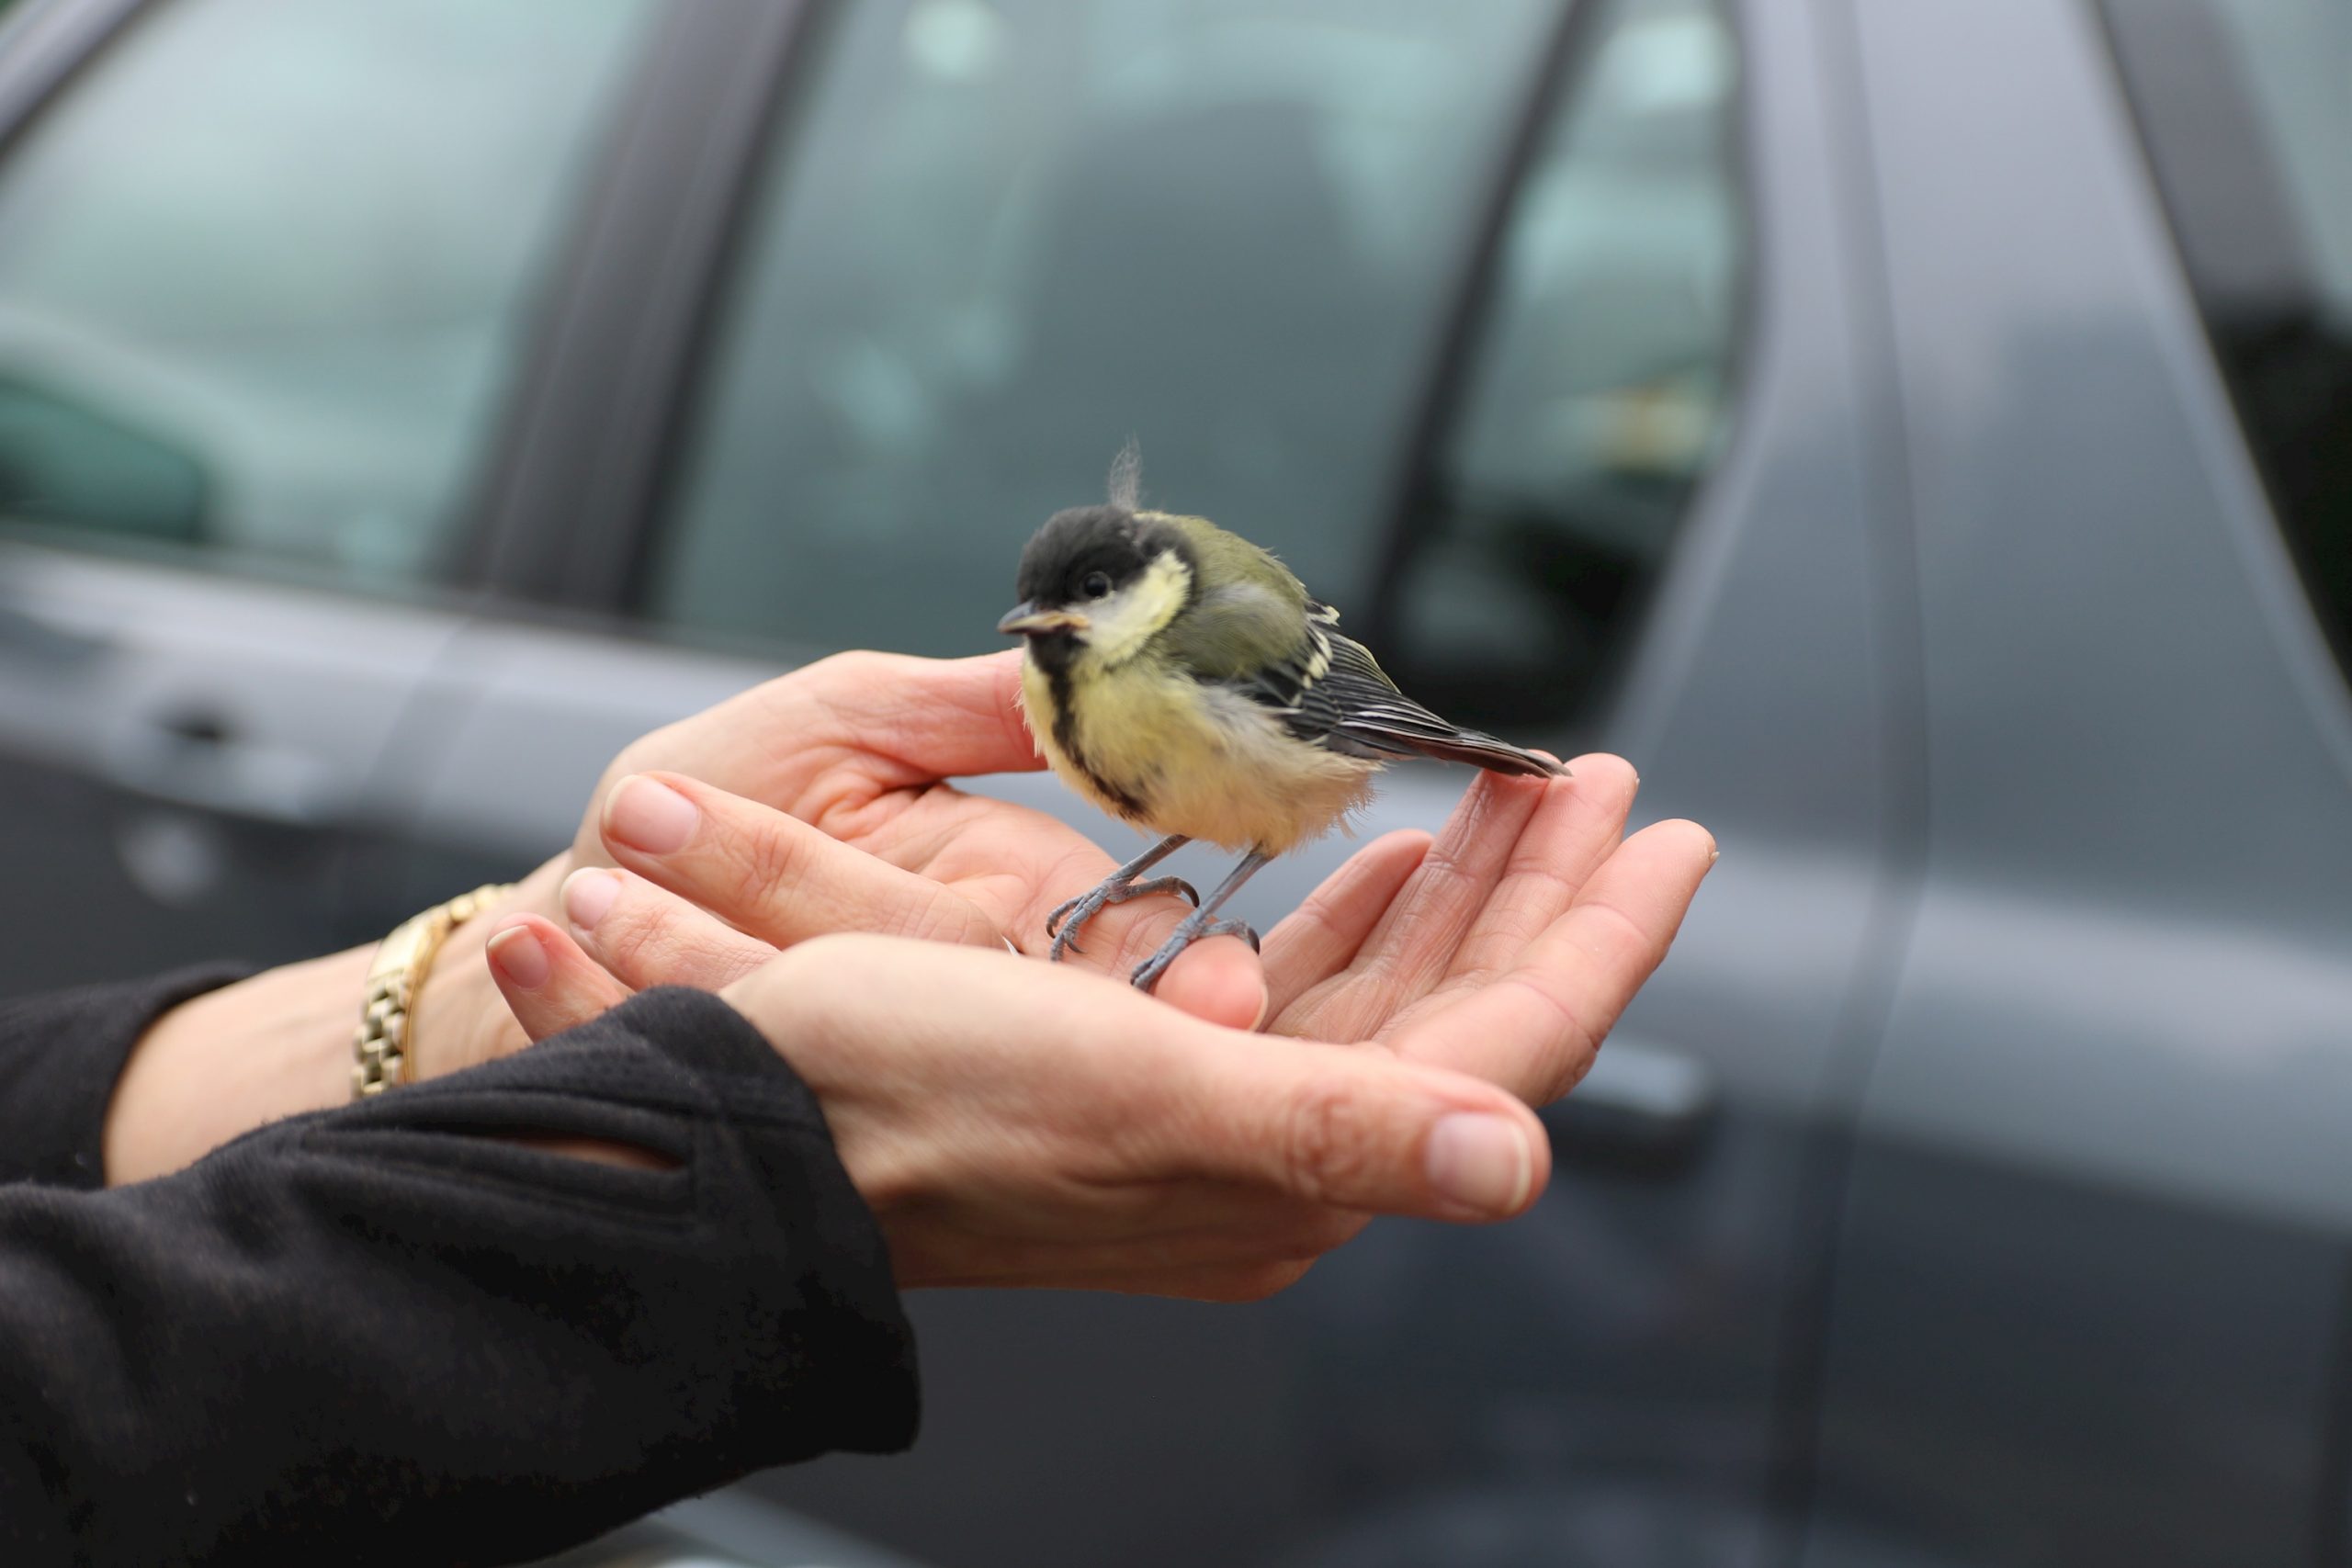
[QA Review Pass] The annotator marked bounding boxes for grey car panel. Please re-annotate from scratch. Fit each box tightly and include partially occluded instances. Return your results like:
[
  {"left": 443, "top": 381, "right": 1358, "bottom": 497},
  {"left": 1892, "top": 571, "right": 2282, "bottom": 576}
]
[
  {"left": 1807, "top": 3, "right": 2352, "bottom": 1564},
  {"left": 0, "top": 544, "right": 466, "bottom": 984}
]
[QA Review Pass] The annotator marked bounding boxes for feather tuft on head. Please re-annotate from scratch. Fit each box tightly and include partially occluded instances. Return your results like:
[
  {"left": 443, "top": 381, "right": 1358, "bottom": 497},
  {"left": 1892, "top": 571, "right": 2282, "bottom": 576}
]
[{"left": 1107, "top": 437, "right": 1143, "bottom": 512}]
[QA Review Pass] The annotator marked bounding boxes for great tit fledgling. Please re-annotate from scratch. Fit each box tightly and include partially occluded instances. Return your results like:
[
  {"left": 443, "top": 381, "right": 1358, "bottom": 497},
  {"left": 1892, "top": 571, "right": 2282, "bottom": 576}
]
[{"left": 999, "top": 454, "right": 1567, "bottom": 992}]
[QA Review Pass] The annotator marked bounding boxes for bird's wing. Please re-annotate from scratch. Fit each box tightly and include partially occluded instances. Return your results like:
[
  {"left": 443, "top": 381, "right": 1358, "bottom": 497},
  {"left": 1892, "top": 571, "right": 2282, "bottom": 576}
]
[{"left": 1230, "top": 626, "right": 1567, "bottom": 779}]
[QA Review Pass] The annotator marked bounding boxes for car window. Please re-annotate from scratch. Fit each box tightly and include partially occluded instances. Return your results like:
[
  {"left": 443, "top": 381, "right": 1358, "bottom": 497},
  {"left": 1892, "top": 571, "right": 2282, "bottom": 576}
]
[
  {"left": 0, "top": 0, "right": 650, "bottom": 590},
  {"left": 1386, "top": 0, "right": 1744, "bottom": 727},
  {"left": 2102, "top": 0, "right": 2352, "bottom": 682},
  {"left": 645, "top": 0, "right": 1744, "bottom": 736}
]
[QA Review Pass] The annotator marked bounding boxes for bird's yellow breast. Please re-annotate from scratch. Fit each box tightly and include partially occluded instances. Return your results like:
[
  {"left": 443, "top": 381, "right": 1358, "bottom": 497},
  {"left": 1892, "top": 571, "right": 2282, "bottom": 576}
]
[{"left": 1020, "top": 650, "right": 1378, "bottom": 855}]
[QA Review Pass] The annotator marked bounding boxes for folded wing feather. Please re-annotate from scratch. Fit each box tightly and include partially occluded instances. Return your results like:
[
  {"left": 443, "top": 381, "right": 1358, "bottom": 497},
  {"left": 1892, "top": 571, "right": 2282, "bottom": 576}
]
[{"left": 1223, "top": 622, "right": 1566, "bottom": 779}]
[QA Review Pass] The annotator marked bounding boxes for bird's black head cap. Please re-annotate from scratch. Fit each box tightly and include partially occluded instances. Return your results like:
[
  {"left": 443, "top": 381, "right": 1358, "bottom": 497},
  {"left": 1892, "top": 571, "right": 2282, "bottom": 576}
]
[{"left": 1014, "top": 505, "right": 1174, "bottom": 609}]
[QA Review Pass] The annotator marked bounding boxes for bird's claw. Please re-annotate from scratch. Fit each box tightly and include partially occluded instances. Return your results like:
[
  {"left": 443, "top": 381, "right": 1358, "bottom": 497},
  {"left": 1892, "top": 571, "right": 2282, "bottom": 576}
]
[
  {"left": 1129, "top": 916, "right": 1261, "bottom": 993},
  {"left": 1047, "top": 911, "right": 1091, "bottom": 964},
  {"left": 1046, "top": 875, "right": 1202, "bottom": 964}
]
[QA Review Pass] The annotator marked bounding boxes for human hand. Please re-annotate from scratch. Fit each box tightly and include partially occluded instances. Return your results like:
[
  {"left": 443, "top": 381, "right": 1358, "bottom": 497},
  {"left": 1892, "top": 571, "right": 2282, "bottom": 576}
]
[
  {"left": 1258, "top": 759, "right": 1716, "bottom": 1106},
  {"left": 569, "top": 649, "right": 1269, "bottom": 1010},
  {"left": 569, "top": 656, "right": 1712, "bottom": 1104},
  {"left": 447, "top": 649, "right": 1713, "bottom": 1123},
  {"left": 415, "top": 650, "right": 1268, "bottom": 1081},
  {"left": 496, "top": 928, "right": 1551, "bottom": 1298},
  {"left": 483, "top": 761, "right": 1711, "bottom": 1292},
  {"left": 484, "top": 760, "right": 1707, "bottom": 1108}
]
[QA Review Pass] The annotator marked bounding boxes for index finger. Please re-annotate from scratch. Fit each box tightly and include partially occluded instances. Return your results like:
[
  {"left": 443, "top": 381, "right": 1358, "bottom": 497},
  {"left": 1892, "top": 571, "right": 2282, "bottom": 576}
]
[
  {"left": 741, "top": 649, "right": 1046, "bottom": 795},
  {"left": 603, "top": 650, "right": 1046, "bottom": 840},
  {"left": 1388, "top": 818, "right": 1715, "bottom": 1101}
]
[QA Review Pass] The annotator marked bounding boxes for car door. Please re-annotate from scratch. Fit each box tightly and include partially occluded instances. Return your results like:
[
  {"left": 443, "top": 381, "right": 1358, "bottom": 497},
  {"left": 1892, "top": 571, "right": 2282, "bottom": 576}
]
[
  {"left": 426, "top": 1, "right": 1908, "bottom": 1563},
  {"left": 1804, "top": 3, "right": 2352, "bottom": 1565},
  {"left": 0, "top": 0, "right": 660, "bottom": 989}
]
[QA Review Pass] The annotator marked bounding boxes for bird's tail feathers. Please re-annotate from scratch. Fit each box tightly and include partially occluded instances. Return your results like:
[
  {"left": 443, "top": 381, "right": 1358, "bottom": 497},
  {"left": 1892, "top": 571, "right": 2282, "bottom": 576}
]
[
  {"left": 1335, "top": 703, "right": 1570, "bottom": 778},
  {"left": 1398, "top": 730, "right": 1570, "bottom": 779}
]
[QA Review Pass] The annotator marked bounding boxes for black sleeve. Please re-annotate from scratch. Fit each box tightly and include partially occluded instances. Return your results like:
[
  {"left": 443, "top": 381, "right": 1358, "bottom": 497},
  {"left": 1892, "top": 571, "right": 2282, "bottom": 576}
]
[
  {"left": 0, "top": 964, "right": 253, "bottom": 1188},
  {"left": 0, "top": 986, "right": 919, "bottom": 1568}
]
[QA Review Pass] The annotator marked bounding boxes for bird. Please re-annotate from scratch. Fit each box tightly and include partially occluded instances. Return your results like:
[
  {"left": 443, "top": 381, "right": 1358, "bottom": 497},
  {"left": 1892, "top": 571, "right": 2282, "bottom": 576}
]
[{"left": 997, "top": 447, "right": 1569, "bottom": 992}]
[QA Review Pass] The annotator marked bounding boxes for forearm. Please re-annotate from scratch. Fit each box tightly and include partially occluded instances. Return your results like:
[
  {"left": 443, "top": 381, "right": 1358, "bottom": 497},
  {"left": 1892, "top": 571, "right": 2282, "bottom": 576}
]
[
  {"left": 4, "top": 989, "right": 918, "bottom": 1565},
  {"left": 101, "top": 856, "right": 567, "bottom": 1187}
]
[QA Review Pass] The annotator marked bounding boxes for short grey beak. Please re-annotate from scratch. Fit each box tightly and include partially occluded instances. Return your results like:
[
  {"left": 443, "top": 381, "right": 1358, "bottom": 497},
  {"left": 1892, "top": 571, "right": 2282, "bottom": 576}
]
[{"left": 997, "top": 602, "right": 1091, "bottom": 636}]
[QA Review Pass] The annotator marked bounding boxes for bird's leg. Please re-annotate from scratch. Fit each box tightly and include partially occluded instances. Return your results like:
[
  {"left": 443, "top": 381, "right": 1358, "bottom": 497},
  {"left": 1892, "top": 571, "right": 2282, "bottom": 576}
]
[
  {"left": 1128, "top": 850, "right": 1272, "bottom": 994},
  {"left": 1046, "top": 834, "right": 1196, "bottom": 962}
]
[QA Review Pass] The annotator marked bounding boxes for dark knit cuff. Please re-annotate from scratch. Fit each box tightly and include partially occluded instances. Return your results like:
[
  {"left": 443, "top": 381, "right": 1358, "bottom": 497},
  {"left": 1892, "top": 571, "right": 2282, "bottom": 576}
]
[{"left": 0, "top": 963, "right": 253, "bottom": 1189}]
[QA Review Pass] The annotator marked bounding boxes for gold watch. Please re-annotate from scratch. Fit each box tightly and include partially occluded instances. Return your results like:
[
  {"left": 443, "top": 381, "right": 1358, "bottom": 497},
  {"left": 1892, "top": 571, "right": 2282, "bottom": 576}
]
[{"left": 352, "top": 883, "right": 515, "bottom": 1100}]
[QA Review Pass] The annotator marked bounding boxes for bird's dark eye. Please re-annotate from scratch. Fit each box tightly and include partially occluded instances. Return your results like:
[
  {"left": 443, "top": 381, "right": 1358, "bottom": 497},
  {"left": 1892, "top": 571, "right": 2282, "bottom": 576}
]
[{"left": 1080, "top": 571, "right": 1113, "bottom": 599}]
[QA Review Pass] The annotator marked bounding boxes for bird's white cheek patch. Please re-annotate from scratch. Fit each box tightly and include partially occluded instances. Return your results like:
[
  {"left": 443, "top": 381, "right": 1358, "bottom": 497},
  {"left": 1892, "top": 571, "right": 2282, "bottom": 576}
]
[{"left": 1084, "top": 553, "right": 1193, "bottom": 667}]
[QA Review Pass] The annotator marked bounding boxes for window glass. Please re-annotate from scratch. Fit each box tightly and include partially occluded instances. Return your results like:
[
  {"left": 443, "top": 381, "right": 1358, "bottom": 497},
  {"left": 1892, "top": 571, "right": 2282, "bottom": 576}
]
[
  {"left": 0, "top": 0, "right": 649, "bottom": 587},
  {"left": 1393, "top": 0, "right": 1744, "bottom": 725},
  {"left": 2103, "top": 0, "right": 2352, "bottom": 680},
  {"left": 649, "top": 0, "right": 1745, "bottom": 736},
  {"left": 647, "top": 0, "right": 1555, "bottom": 658}
]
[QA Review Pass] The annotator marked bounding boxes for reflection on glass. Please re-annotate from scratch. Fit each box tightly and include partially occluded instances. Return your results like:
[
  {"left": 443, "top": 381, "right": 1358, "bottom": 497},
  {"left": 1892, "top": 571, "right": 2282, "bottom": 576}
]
[
  {"left": 2104, "top": 0, "right": 2352, "bottom": 681},
  {"left": 1396, "top": 0, "right": 1744, "bottom": 728},
  {"left": 650, "top": 0, "right": 1558, "bottom": 691},
  {"left": 0, "top": 0, "right": 648, "bottom": 587},
  {"left": 654, "top": 0, "right": 1744, "bottom": 737}
]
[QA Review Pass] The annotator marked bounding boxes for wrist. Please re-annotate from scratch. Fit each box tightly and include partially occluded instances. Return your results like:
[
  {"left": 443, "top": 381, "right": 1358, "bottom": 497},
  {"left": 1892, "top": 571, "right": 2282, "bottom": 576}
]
[
  {"left": 105, "top": 945, "right": 370, "bottom": 1185},
  {"left": 407, "top": 854, "right": 569, "bottom": 1081},
  {"left": 101, "top": 855, "right": 574, "bottom": 1187}
]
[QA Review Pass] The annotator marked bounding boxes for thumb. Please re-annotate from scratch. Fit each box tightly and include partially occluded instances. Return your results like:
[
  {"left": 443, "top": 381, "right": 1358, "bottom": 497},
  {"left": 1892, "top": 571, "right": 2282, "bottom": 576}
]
[{"left": 1142, "top": 1030, "right": 1552, "bottom": 1223}]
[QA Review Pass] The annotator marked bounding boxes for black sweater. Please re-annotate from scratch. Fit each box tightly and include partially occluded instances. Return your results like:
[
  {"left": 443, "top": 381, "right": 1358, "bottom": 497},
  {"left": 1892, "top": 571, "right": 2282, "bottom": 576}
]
[{"left": 0, "top": 969, "right": 918, "bottom": 1566}]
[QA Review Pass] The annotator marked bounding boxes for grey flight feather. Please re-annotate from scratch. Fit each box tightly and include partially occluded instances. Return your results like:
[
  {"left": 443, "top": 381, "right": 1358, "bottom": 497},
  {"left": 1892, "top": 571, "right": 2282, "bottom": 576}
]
[{"left": 1222, "top": 623, "right": 1568, "bottom": 779}]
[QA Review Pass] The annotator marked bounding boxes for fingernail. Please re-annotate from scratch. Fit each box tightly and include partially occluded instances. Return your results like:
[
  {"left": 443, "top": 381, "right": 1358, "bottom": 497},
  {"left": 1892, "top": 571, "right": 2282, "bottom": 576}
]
[
  {"left": 1425, "top": 1113, "right": 1534, "bottom": 1215},
  {"left": 604, "top": 774, "right": 697, "bottom": 856},
  {"left": 562, "top": 867, "right": 621, "bottom": 931},
  {"left": 485, "top": 924, "right": 549, "bottom": 990},
  {"left": 1250, "top": 980, "right": 1271, "bottom": 1032}
]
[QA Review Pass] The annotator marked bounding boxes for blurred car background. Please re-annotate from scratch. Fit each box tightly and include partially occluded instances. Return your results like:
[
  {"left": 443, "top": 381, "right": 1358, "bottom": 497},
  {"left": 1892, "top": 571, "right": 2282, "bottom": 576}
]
[{"left": 0, "top": 0, "right": 2346, "bottom": 1564}]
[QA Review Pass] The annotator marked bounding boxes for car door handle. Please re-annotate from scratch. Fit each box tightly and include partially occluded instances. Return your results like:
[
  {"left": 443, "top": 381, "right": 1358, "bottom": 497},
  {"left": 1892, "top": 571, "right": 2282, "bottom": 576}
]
[
  {"left": 1540, "top": 1037, "right": 1720, "bottom": 1178},
  {"left": 0, "top": 592, "right": 111, "bottom": 665},
  {"left": 98, "top": 707, "right": 350, "bottom": 829}
]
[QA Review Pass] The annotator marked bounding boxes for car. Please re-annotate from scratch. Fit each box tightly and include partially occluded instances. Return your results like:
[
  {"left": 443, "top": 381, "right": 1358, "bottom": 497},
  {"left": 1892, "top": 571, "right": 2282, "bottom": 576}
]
[{"left": 0, "top": 0, "right": 2345, "bottom": 1564}]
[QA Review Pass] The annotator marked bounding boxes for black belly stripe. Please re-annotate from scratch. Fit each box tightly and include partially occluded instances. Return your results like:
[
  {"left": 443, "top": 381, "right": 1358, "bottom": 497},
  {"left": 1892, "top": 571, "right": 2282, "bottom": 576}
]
[
  {"left": 1089, "top": 766, "right": 1152, "bottom": 821},
  {"left": 1044, "top": 653, "right": 1082, "bottom": 763},
  {"left": 1042, "top": 650, "right": 1154, "bottom": 820}
]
